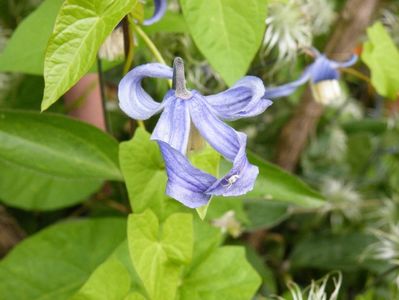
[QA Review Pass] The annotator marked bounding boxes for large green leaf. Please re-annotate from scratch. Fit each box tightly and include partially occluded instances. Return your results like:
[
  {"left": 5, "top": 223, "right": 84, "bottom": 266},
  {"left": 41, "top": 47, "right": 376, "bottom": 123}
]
[
  {"left": 70, "top": 256, "right": 132, "bottom": 300},
  {"left": 179, "top": 246, "right": 261, "bottom": 300},
  {"left": 245, "top": 246, "right": 277, "bottom": 295},
  {"left": 128, "top": 210, "right": 193, "bottom": 300},
  {"left": 119, "top": 128, "right": 185, "bottom": 219},
  {"left": 144, "top": 11, "right": 188, "bottom": 34},
  {"left": 0, "top": 218, "right": 126, "bottom": 300},
  {"left": 119, "top": 128, "right": 165, "bottom": 216},
  {"left": 220, "top": 151, "right": 325, "bottom": 207},
  {"left": 290, "top": 232, "right": 375, "bottom": 271},
  {"left": 190, "top": 218, "right": 223, "bottom": 268},
  {"left": 244, "top": 199, "right": 290, "bottom": 230},
  {"left": 0, "top": 110, "right": 122, "bottom": 210},
  {"left": 71, "top": 241, "right": 147, "bottom": 300},
  {"left": 362, "top": 22, "right": 399, "bottom": 100},
  {"left": 342, "top": 119, "right": 388, "bottom": 135},
  {"left": 41, "top": 0, "right": 137, "bottom": 111},
  {"left": 180, "top": 216, "right": 261, "bottom": 299},
  {"left": 179, "top": 0, "right": 267, "bottom": 85},
  {"left": 0, "top": 0, "right": 64, "bottom": 75}
]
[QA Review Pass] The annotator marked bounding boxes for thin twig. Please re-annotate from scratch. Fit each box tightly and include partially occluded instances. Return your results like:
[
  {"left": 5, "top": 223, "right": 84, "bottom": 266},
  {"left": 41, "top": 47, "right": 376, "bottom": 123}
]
[
  {"left": 133, "top": 24, "right": 167, "bottom": 65},
  {"left": 96, "top": 56, "right": 112, "bottom": 133}
]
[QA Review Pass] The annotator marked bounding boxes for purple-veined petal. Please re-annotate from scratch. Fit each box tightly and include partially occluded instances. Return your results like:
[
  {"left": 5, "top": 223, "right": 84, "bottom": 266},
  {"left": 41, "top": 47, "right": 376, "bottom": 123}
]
[
  {"left": 157, "top": 141, "right": 217, "bottom": 208},
  {"left": 329, "top": 54, "right": 358, "bottom": 69},
  {"left": 206, "top": 132, "right": 259, "bottom": 197},
  {"left": 264, "top": 69, "right": 311, "bottom": 99},
  {"left": 310, "top": 55, "right": 340, "bottom": 83},
  {"left": 205, "top": 76, "right": 272, "bottom": 121},
  {"left": 189, "top": 92, "right": 239, "bottom": 161},
  {"left": 151, "top": 94, "right": 191, "bottom": 154},
  {"left": 189, "top": 93, "right": 258, "bottom": 196},
  {"left": 143, "top": 0, "right": 168, "bottom": 26},
  {"left": 118, "top": 63, "right": 173, "bottom": 120}
]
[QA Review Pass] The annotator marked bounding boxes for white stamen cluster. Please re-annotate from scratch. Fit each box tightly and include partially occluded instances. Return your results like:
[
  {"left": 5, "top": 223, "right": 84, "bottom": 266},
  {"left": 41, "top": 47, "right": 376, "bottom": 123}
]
[
  {"left": 98, "top": 26, "right": 125, "bottom": 61},
  {"left": 368, "top": 224, "right": 399, "bottom": 265},
  {"left": 320, "top": 178, "right": 362, "bottom": 221},
  {"left": 326, "top": 126, "right": 347, "bottom": 162},
  {"left": 367, "top": 197, "right": 399, "bottom": 228},
  {"left": 263, "top": 0, "right": 335, "bottom": 64},
  {"left": 277, "top": 272, "right": 342, "bottom": 300},
  {"left": 301, "top": 0, "right": 336, "bottom": 36},
  {"left": 211, "top": 210, "right": 242, "bottom": 238}
]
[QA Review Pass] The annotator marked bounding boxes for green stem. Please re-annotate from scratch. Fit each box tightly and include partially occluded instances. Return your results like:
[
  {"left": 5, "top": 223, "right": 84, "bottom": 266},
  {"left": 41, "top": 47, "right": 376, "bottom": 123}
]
[
  {"left": 97, "top": 57, "right": 112, "bottom": 133},
  {"left": 126, "top": 17, "right": 169, "bottom": 130},
  {"left": 132, "top": 24, "right": 167, "bottom": 65},
  {"left": 133, "top": 24, "right": 172, "bottom": 90},
  {"left": 122, "top": 16, "right": 146, "bottom": 130},
  {"left": 122, "top": 19, "right": 135, "bottom": 75}
]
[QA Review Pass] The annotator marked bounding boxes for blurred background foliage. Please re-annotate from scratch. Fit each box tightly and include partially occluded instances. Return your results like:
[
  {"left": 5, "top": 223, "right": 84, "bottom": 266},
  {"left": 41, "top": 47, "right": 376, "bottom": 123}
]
[{"left": 0, "top": 0, "right": 399, "bottom": 299}]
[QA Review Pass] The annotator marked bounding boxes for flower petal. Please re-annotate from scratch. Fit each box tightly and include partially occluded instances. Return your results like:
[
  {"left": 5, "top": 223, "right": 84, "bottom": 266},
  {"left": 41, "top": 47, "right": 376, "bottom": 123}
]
[
  {"left": 151, "top": 94, "right": 191, "bottom": 154},
  {"left": 310, "top": 55, "right": 340, "bottom": 83},
  {"left": 189, "top": 93, "right": 258, "bottom": 196},
  {"left": 264, "top": 70, "right": 310, "bottom": 99},
  {"left": 143, "top": 0, "right": 168, "bottom": 26},
  {"left": 157, "top": 141, "right": 216, "bottom": 208},
  {"left": 118, "top": 63, "right": 173, "bottom": 120},
  {"left": 205, "top": 76, "right": 271, "bottom": 121},
  {"left": 206, "top": 132, "right": 259, "bottom": 197},
  {"left": 329, "top": 54, "right": 358, "bottom": 69}
]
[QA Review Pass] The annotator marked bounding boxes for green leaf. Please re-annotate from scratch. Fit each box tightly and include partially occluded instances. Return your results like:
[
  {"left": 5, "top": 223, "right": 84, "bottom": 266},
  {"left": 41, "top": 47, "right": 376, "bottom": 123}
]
[
  {"left": 0, "top": 218, "right": 126, "bottom": 300},
  {"left": 220, "top": 151, "right": 325, "bottom": 207},
  {"left": 70, "top": 256, "right": 132, "bottom": 300},
  {"left": 125, "top": 293, "right": 147, "bottom": 300},
  {"left": 205, "top": 197, "right": 248, "bottom": 225},
  {"left": 290, "top": 232, "right": 375, "bottom": 271},
  {"left": 42, "top": 0, "right": 138, "bottom": 110},
  {"left": 179, "top": 0, "right": 267, "bottom": 85},
  {"left": 0, "top": 110, "right": 122, "bottom": 210},
  {"left": 0, "top": 0, "right": 64, "bottom": 75},
  {"left": 245, "top": 246, "right": 277, "bottom": 295},
  {"left": 347, "top": 133, "right": 373, "bottom": 175},
  {"left": 144, "top": 11, "right": 188, "bottom": 34},
  {"left": 1, "top": 75, "right": 45, "bottom": 110},
  {"left": 72, "top": 241, "right": 148, "bottom": 300},
  {"left": 342, "top": 119, "right": 388, "bottom": 135},
  {"left": 120, "top": 128, "right": 185, "bottom": 219},
  {"left": 119, "top": 128, "right": 165, "bottom": 216},
  {"left": 362, "top": 22, "right": 399, "bottom": 100},
  {"left": 244, "top": 199, "right": 290, "bottom": 230},
  {"left": 128, "top": 210, "right": 193, "bottom": 300},
  {"left": 190, "top": 218, "right": 223, "bottom": 268},
  {"left": 179, "top": 246, "right": 261, "bottom": 299}
]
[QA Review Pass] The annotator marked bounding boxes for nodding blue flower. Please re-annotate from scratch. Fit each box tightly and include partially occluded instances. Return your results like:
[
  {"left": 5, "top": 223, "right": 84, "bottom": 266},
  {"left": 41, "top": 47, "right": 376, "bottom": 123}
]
[
  {"left": 143, "top": 0, "right": 168, "bottom": 26},
  {"left": 118, "top": 58, "right": 272, "bottom": 208},
  {"left": 264, "top": 48, "right": 358, "bottom": 104}
]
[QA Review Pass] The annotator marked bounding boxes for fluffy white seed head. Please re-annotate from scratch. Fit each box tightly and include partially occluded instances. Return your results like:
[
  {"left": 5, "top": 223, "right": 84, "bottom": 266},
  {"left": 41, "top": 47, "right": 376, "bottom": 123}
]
[{"left": 98, "top": 27, "right": 125, "bottom": 61}]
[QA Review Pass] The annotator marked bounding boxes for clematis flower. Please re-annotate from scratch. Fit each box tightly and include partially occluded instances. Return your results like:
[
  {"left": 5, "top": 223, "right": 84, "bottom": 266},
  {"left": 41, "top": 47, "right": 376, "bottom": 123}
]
[
  {"left": 143, "top": 0, "right": 168, "bottom": 26},
  {"left": 119, "top": 58, "right": 272, "bottom": 208},
  {"left": 264, "top": 48, "right": 357, "bottom": 104}
]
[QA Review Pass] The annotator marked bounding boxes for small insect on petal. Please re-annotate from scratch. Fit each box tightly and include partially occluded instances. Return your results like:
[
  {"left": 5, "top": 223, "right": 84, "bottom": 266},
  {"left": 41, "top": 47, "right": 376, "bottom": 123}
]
[{"left": 222, "top": 174, "right": 241, "bottom": 190}]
